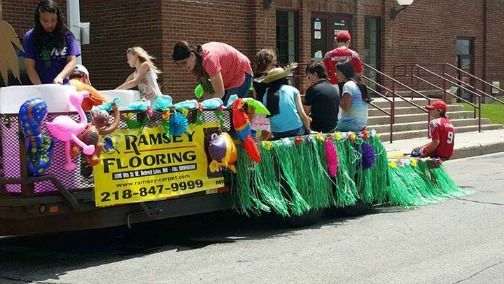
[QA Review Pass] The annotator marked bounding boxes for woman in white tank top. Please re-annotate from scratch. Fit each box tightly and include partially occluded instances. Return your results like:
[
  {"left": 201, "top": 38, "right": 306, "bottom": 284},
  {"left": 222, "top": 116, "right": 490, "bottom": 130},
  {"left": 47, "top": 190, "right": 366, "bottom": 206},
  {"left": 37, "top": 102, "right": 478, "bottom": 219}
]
[{"left": 116, "top": 47, "right": 163, "bottom": 106}]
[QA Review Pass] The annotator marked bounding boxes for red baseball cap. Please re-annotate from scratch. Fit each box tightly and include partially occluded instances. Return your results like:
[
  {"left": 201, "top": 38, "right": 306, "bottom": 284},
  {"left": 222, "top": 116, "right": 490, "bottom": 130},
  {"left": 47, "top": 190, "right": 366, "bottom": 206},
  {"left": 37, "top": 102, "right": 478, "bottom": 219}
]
[
  {"left": 336, "top": 31, "right": 351, "bottom": 41},
  {"left": 425, "top": 101, "right": 447, "bottom": 112}
]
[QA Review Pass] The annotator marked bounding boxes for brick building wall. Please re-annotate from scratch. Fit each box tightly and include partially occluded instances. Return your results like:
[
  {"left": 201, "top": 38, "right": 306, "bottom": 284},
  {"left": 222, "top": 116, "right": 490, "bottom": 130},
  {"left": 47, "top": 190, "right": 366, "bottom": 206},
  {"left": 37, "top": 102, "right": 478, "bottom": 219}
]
[
  {"left": 379, "top": 0, "right": 504, "bottom": 94},
  {"left": 382, "top": 0, "right": 485, "bottom": 83},
  {"left": 80, "top": 0, "right": 163, "bottom": 92},
  {"left": 485, "top": 0, "right": 504, "bottom": 92},
  {"left": 2, "top": 0, "right": 504, "bottom": 100}
]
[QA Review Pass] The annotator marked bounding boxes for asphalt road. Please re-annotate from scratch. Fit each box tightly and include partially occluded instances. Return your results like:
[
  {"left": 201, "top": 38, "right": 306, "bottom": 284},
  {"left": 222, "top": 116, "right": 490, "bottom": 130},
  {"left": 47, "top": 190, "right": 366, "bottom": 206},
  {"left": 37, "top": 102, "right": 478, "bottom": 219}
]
[{"left": 1, "top": 153, "right": 503, "bottom": 283}]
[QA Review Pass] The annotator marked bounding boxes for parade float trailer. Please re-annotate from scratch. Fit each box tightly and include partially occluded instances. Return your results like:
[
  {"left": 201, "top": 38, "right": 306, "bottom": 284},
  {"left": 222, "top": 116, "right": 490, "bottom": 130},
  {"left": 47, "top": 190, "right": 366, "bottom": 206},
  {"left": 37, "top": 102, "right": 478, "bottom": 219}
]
[{"left": 0, "top": 84, "right": 465, "bottom": 236}]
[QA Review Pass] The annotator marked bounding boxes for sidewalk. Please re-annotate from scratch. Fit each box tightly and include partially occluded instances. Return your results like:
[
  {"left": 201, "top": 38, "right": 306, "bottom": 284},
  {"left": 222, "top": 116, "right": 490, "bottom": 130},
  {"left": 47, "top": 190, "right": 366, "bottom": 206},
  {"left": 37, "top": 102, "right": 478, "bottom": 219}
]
[{"left": 382, "top": 128, "right": 504, "bottom": 160}]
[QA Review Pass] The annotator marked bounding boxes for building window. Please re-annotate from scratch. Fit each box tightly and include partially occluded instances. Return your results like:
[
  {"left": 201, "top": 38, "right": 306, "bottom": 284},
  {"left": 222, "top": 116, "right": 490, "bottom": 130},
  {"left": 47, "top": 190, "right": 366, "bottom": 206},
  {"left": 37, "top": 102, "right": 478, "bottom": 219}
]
[
  {"left": 456, "top": 38, "right": 472, "bottom": 55},
  {"left": 456, "top": 37, "right": 474, "bottom": 101},
  {"left": 311, "top": 13, "right": 353, "bottom": 60},
  {"left": 276, "top": 11, "right": 299, "bottom": 64},
  {"left": 364, "top": 16, "right": 381, "bottom": 90}
]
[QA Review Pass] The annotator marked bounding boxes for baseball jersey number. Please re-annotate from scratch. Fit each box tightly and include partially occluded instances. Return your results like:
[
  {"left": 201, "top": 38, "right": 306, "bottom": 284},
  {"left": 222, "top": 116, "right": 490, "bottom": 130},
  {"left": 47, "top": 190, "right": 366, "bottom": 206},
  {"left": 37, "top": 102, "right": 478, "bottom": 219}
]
[{"left": 447, "top": 131, "right": 454, "bottom": 144}]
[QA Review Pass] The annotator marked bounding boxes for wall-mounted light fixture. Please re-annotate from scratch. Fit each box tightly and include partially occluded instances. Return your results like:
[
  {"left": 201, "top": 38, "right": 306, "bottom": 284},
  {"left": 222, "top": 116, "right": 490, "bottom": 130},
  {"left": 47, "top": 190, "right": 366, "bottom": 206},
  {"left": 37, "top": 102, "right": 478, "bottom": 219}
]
[
  {"left": 263, "top": 0, "right": 273, "bottom": 9},
  {"left": 390, "top": 0, "right": 414, "bottom": 20}
]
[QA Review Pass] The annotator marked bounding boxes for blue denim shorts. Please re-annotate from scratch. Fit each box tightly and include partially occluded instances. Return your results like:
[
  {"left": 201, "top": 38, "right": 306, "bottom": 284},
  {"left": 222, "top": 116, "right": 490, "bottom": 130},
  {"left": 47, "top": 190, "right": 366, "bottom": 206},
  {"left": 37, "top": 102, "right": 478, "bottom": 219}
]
[
  {"left": 222, "top": 72, "right": 253, "bottom": 104},
  {"left": 272, "top": 126, "right": 307, "bottom": 139}
]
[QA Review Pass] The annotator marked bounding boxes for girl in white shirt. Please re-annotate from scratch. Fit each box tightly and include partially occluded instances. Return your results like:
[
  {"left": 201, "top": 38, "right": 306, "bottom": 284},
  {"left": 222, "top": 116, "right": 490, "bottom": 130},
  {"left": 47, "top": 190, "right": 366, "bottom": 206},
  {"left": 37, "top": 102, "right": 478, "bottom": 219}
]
[{"left": 116, "top": 47, "right": 163, "bottom": 105}]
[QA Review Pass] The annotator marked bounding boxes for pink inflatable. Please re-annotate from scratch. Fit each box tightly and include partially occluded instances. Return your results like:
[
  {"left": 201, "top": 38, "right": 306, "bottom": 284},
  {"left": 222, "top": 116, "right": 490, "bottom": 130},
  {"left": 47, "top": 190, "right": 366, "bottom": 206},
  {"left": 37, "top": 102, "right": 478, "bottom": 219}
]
[{"left": 46, "top": 91, "right": 95, "bottom": 171}]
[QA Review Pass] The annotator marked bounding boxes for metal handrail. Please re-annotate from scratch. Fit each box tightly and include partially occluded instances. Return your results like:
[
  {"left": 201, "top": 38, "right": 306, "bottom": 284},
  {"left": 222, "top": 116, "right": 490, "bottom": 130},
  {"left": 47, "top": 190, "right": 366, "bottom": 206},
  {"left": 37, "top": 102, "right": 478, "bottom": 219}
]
[
  {"left": 413, "top": 64, "right": 482, "bottom": 132},
  {"left": 442, "top": 73, "right": 488, "bottom": 98},
  {"left": 413, "top": 74, "right": 478, "bottom": 108},
  {"left": 369, "top": 64, "right": 432, "bottom": 139},
  {"left": 371, "top": 64, "right": 431, "bottom": 111},
  {"left": 362, "top": 75, "right": 394, "bottom": 142},
  {"left": 394, "top": 63, "right": 499, "bottom": 99},
  {"left": 442, "top": 72, "right": 504, "bottom": 105},
  {"left": 400, "top": 64, "right": 482, "bottom": 132},
  {"left": 445, "top": 63, "right": 504, "bottom": 102},
  {"left": 414, "top": 65, "right": 480, "bottom": 106}
]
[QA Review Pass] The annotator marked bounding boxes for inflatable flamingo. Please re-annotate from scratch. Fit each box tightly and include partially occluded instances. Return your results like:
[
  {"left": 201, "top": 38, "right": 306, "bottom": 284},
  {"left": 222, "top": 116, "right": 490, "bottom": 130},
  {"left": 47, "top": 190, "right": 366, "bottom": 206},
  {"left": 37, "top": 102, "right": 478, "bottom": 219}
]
[{"left": 47, "top": 91, "right": 95, "bottom": 171}]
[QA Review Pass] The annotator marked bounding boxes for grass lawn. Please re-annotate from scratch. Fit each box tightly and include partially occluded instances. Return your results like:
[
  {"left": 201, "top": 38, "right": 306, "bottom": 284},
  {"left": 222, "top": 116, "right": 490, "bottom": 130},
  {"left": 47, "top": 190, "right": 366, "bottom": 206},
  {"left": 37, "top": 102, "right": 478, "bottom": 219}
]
[{"left": 455, "top": 101, "right": 504, "bottom": 125}]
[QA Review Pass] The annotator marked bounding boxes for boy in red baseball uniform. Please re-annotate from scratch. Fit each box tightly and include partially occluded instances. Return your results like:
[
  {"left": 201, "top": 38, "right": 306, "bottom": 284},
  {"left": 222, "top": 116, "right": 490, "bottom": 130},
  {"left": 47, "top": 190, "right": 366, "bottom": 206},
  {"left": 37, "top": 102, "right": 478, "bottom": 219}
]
[
  {"left": 412, "top": 101, "right": 455, "bottom": 159},
  {"left": 323, "top": 31, "right": 363, "bottom": 93}
]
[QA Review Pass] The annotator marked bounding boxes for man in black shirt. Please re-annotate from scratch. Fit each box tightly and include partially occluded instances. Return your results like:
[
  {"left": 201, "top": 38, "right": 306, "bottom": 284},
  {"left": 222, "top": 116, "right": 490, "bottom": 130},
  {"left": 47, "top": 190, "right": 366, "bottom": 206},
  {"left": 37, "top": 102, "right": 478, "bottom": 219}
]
[{"left": 303, "top": 61, "right": 340, "bottom": 133}]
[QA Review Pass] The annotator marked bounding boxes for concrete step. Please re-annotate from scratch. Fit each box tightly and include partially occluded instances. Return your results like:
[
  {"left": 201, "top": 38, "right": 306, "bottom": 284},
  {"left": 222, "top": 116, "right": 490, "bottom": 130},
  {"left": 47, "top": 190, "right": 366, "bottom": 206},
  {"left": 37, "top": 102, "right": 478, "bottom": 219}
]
[
  {"left": 375, "top": 124, "right": 503, "bottom": 142},
  {"left": 371, "top": 97, "right": 431, "bottom": 108},
  {"left": 368, "top": 104, "right": 465, "bottom": 116},
  {"left": 368, "top": 110, "right": 474, "bottom": 125},
  {"left": 370, "top": 97, "right": 462, "bottom": 108},
  {"left": 368, "top": 118, "right": 491, "bottom": 133}
]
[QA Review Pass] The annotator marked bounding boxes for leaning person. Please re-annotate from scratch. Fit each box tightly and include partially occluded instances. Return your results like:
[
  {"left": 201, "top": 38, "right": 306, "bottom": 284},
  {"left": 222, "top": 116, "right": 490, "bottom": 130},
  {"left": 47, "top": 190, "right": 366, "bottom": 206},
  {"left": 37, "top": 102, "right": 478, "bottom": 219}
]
[
  {"left": 69, "top": 64, "right": 106, "bottom": 111},
  {"left": 172, "top": 41, "right": 253, "bottom": 104},
  {"left": 412, "top": 101, "right": 455, "bottom": 160},
  {"left": 255, "top": 64, "right": 311, "bottom": 139},
  {"left": 116, "top": 47, "right": 164, "bottom": 106},
  {"left": 303, "top": 61, "right": 340, "bottom": 133},
  {"left": 20, "top": 0, "right": 80, "bottom": 85}
]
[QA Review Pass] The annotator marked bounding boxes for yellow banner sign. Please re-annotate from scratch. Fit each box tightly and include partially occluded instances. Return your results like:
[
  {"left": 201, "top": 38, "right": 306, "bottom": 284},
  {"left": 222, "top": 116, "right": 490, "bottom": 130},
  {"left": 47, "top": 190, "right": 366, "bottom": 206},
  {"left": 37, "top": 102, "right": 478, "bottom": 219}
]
[{"left": 94, "top": 123, "right": 224, "bottom": 207}]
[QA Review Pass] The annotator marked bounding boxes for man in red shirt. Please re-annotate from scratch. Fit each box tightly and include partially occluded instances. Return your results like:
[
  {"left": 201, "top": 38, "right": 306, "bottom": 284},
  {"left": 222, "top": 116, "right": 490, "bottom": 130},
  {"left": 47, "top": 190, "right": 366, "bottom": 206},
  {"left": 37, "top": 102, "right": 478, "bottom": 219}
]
[
  {"left": 323, "top": 31, "right": 363, "bottom": 93},
  {"left": 413, "top": 101, "right": 455, "bottom": 159}
]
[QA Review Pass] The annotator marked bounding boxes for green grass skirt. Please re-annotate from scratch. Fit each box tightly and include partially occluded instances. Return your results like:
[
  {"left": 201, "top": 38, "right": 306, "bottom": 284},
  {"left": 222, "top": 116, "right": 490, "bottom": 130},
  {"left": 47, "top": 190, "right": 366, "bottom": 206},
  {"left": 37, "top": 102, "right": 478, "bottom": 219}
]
[{"left": 228, "top": 133, "right": 465, "bottom": 216}]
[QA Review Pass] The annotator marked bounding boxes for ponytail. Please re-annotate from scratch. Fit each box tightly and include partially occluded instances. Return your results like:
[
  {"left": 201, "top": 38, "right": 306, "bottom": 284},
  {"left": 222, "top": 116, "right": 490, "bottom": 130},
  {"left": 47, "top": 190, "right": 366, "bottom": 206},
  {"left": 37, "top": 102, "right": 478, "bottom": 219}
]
[
  {"left": 354, "top": 79, "right": 372, "bottom": 103},
  {"left": 337, "top": 60, "right": 371, "bottom": 103}
]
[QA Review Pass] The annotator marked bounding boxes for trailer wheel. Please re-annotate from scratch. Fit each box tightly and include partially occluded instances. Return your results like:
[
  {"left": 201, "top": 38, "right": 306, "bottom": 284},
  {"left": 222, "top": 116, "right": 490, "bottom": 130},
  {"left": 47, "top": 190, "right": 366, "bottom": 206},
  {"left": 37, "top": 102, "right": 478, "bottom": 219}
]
[
  {"left": 341, "top": 201, "right": 373, "bottom": 216},
  {"left": 284, "top": 208, "right": 325, "bottom": 228}
]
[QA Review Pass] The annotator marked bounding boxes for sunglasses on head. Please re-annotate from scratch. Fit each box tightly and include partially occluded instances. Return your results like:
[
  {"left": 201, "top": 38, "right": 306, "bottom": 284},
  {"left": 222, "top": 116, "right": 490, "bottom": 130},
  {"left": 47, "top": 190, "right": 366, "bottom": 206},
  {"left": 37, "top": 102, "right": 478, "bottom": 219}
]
[
  {"left": 175, "top": 59, "right": 189, "bottom": 67},
  {"left": 70, "top": 71, "right": 86, "bottom": 78}
]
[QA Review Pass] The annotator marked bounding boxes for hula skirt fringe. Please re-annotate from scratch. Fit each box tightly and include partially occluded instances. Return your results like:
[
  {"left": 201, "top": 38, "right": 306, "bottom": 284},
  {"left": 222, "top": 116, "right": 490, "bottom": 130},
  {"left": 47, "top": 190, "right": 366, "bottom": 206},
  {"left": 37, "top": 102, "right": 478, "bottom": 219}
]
[{"left": 228, "top": 133, "right": 465, "bottom": 216}]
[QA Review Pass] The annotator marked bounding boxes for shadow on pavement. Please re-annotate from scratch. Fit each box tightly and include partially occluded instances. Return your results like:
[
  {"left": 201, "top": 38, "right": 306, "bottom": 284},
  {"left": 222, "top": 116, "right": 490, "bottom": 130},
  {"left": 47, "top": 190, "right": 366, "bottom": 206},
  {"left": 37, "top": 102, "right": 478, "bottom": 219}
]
[{"left": 0, "top": 208, "right": 361, "bottom": 283}]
